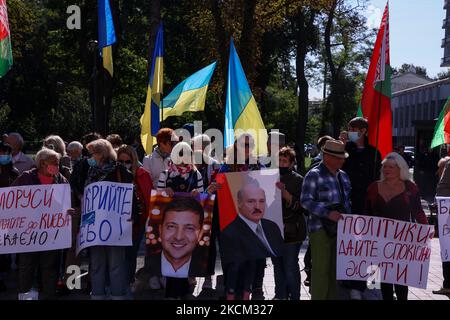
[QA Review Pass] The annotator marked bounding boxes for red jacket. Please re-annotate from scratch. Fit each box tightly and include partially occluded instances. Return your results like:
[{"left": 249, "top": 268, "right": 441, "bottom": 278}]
[{"left": 134, "top": 167, "right": 153, "bottom": 235}]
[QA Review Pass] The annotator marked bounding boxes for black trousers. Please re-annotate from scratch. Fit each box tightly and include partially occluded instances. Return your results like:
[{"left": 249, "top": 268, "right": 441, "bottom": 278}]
[
  {"left": 381, "top": 283, "right": 408, "bottom": 300},
  {"left": 252, "top": 259, "right": 266, "bottom": 291},
  {"left": 165, "top": 277, "right": 190, "bottom": 299},
  {"left": 443, "top": 261, "right": 450, "bottom": 288},
  {"left": 18, "top": 250, "right": 59, "bottom": 299}
]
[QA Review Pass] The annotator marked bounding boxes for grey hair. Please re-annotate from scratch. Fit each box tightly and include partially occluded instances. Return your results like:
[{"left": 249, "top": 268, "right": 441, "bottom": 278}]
[
  {"left": 67, "top": 141, "right": 83, "bottom": 152},
  {"left": 36, "top": 148, "right": 61, "bottom": 170},
  {"left": 380, "top": 152, "right": 412, "bottom": 181},
  {"left": 43, "top": 135, "right": 66, "bottom": 156},
  {"left": 86, "top": 139, "right": 117, "bottom": 161},
  {"left": 8, "top": 132, "right": 24, "bottom": 149}
]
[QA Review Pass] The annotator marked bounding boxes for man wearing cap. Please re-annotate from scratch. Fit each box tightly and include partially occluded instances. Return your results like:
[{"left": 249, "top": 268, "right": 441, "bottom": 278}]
[{"left": 300, "top": 139, "right": 351, "bottom": 300}]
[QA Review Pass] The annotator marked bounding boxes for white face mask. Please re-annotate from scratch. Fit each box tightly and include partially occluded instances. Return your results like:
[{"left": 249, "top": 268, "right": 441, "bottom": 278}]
[{"left": 348, "top": 132, "right": 360, "bottom": 143}]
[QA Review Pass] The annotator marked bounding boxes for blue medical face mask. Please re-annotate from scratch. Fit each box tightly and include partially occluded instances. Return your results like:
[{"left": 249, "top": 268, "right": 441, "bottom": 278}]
[
  {"left": 348, "top": 131, "right": 360, "bottom": 143},
  {"left": 0, "top": 155, "right": 12, "bottom": 165},
  {"left": 87, "top": 157, "right": 98, "bottom": 167}
]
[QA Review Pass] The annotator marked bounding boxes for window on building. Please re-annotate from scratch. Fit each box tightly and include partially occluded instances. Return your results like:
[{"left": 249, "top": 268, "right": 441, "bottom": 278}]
[
  {"left": 422, "top": 103, "right": 427, "bottom": 120},
  {"left": 411, "top": 105, "right": 416, "bottom": 122},
  {"left": 400, "top": 106, "right": 404, "bottom": 128}
]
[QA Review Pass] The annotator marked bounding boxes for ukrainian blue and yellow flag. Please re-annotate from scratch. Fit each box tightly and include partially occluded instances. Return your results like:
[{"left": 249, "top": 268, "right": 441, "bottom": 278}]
[
  {"left": 98, "top": 0, "right": 116, "bottom": 76},
  {"left": 140, "top": 22, "right": 164, "bottom": 154},
  {"left": 162, "top": 62, "right": 216, "bottom": 120},
  {"left": 224, "top": 39, "right": 267, "bottom": 155}
]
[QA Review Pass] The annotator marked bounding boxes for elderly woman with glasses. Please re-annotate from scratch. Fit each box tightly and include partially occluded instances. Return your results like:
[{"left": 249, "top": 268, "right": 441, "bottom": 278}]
[
  {"left": 83, "top": 139, "right": 135, "bottom": 300},
  {"left": 365, "top": 152, "right": 428, "bottom": 301},
  {"left": 11, "top": 148, "right": 72, "bottom": 300}
]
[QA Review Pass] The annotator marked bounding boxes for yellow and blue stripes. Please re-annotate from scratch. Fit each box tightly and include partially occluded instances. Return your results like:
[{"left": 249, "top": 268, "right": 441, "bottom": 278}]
[
  {"left": 98, "top": 0, "right": 116, "bottom": 76},
  {"left": 140, "top": 22, "right": 164, "bottom": 154},
  {"left": 224, "top": 39, "right": 267, "bottom": 155},
  {"left": 162, "top": 62, "right": 216, "bottom": 120}
]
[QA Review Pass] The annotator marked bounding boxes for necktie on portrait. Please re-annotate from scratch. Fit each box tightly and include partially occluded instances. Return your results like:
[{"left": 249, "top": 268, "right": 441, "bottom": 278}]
[{"left": 256, "top": 224, "right": 275, "bottom": 256}]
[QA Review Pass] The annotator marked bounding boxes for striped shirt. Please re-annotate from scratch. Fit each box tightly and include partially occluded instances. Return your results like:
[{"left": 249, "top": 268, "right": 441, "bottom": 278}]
[{"left": 300, "top": 163, "right": 351, "bottom": 233}]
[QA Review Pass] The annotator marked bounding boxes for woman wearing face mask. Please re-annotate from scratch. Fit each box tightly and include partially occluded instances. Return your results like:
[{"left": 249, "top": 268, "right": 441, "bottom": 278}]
[
  {"left": 11, "top": 148, "right": 72, "bottom": 300},
  {"left": 116, "top": 144, "right": 153, "bottom": 295},
  {"left": 0, "top": 142, "right": 20, "bottom": 292},
  {"left": 83, "top": 139, "right": 135, "bottom": 300},
  {"left": 273, "top": 147, "right": 306, "bottom": 300},
  {"left": 156, "top": 141, "right": 204, "bottom": 299},
  {"left": 43, "top": 135, "right": 72, "bottom": 180}
]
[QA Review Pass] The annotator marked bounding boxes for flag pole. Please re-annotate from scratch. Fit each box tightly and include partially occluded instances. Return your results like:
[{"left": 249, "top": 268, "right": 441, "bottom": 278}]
[
  {"left": 160, "top": 94, "right": 164, "bottom": 127},
  {"left": 373, "top": 80, "right": 383, "bottom": 181}
]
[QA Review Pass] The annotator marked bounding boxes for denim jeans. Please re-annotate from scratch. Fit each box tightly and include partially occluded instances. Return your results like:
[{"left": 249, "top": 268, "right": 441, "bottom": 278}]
[
  {"left": 272, "top": 242, "right": 302, "bottom": 300},
  {"left": 89, "top": 246, "right": 127, "bottom": 299}
]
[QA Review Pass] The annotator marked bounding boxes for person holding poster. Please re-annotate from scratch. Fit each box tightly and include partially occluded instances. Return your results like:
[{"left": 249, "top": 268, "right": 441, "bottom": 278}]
[
  {"left": 339, "top": 117, "right": 382, "bottom": 299},
  {"left": 11, "top": 148, "right": 70, "bottom": 300},
  {"left": 83, "top": 139, "right": 134, "bottom": 300},
  {"left": 157, "top": 141, "right": 204, "bottom": 299},
  {"left": 116, "top": 145, "right": 153, "bottom": 291},
  {"left": 218, "top": 133, "right": 267, "bottom": 300},
  {"left": 0, "top": 141, "right": 19, "bottom": 292},
  {"left": 300, "top": 139, "right": 351, "bottom": 300},
  {"left": 273, "top": 147, "right": 306, "bottom": 300},
  {"left": 365, "top": 152, "right": 428, "bottom": 300},
  {"left": 220, "top": 182, "right": 284, "bottom": 300},
  {"left": 432, "top": 156, "right": 450, "bottom": 295},
  {"left": 191, "top": 134, "right": 221, "bottom": 290}
]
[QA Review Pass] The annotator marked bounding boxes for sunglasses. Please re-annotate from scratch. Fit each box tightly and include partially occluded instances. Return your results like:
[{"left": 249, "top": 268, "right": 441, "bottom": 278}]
[{"left": 118, "top": 160, "right": 132, "bottom": 165}]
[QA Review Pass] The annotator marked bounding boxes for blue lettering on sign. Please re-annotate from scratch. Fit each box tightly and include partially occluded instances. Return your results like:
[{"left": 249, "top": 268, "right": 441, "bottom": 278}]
[
  {"left": 81, "top": 211, "right": 95, "bottom": 226},
  {"left": 99, "top": 220, "right": 112, "bottom": 242}
]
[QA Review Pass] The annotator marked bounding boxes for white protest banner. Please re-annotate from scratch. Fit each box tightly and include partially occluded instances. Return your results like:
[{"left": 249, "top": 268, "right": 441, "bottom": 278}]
[
  {"left": 337, "top": 214, "right": 434, "bottom": 289},
  {"left": 435, "top": 197, "right": 450, "bottom": 261},
  {"left": 0, "top": 184, "right": 71, "bottom": 254},
  {"left": 76, "top": 181, "right": 133, "bottom": 254}
]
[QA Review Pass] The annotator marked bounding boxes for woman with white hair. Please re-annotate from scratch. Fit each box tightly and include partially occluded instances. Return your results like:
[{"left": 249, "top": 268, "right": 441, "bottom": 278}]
[
  {"left": 365, "top": 152, "right": 428, "bottom": 301},
  {"left": 11, "top": 148, "right": 71, "bottom": 300},
  {"left": 43, "top": 135, "right": 71, "bottom": 179}
]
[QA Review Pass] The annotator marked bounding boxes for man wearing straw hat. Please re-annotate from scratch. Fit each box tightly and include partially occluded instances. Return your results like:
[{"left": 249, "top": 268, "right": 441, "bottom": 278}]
[{"left": 300, "top": 139, "right": 351, "bottom": 300}]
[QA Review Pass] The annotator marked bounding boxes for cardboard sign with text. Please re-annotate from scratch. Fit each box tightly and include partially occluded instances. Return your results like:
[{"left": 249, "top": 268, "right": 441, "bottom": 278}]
[
  {"left": 337, "top": 214, "right": 434, "bottom": 289},
  {"left": 0, "top": 184, "right": 72, "bottom": 254},
  {"left": 76, "top": 181, "right": 133, "bottom": 255},
  {"left": 435, "top": 197, "right": 450, "bottom": 261}
]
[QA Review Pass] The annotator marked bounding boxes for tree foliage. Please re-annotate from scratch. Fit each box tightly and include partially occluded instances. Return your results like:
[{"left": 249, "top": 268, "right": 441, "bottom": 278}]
[{"left": 0, "top": 0, "right": 374, "bottom": 165}]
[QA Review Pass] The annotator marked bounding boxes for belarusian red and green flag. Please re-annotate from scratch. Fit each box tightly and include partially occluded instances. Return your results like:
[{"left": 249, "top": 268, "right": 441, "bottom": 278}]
[
  {"left": 0, "top": 0, "right": 12, "bottom": 78},
  {"left": 431, "top": 97, "right": 450, "bottom": 149},
  {"left": 358, "top": 2, "right": 392, "bottom": 158}
]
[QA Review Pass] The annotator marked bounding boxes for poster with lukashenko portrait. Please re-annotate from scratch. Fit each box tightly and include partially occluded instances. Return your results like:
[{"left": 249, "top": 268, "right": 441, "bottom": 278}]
[{"left": 216, "top": 169, "right": 284, "bottom": 264}]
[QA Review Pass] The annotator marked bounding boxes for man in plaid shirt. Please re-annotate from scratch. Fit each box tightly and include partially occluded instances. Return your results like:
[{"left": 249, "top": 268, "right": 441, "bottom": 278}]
[{"left": 301, "top": 140, "right": 351, "bottom": 300}]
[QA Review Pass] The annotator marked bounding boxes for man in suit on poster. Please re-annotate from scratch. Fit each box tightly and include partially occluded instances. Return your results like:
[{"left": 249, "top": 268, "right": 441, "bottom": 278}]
[{"left": 220, "top": 183, "right": 284, "bottom": 299}]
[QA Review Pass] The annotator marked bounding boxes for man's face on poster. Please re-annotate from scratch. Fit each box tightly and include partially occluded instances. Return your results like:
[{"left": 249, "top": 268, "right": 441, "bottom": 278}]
[
  {"left": 238, "top": 185, "right": 266, "bottom": 224},
  {"left": 160, "top": 210, "right": 202, "bottom": 269}
]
